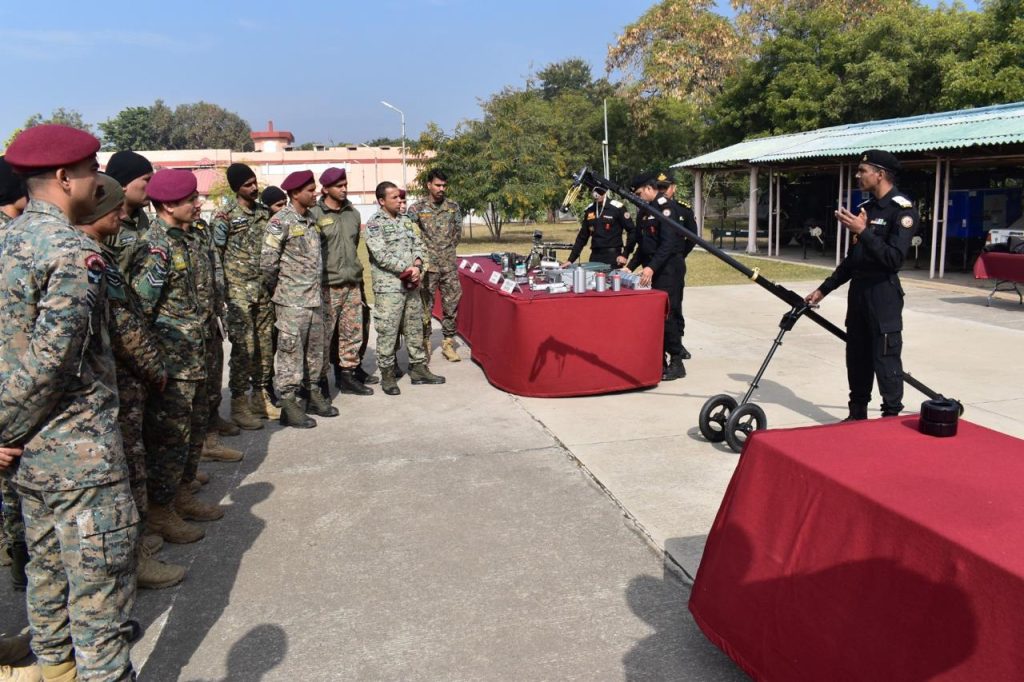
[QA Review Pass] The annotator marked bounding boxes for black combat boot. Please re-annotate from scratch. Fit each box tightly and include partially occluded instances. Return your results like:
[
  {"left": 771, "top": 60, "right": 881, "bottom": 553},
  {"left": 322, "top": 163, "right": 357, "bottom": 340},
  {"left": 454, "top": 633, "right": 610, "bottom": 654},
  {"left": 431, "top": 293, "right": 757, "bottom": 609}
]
[
  {"left": 332, "top": 364, "right": 344, "bottom": 390},
  {"left": 842, "top": 402, "right": 869, "bottom": 422},
  {"left": 280, "top": 396, "right": 317, "bottom": 428},
  {"left": 680, "top": 344, "right": 692, "bottom": 360},
  {"left": 306, "top": 388, "right": 339, "bottom": 417},
  {"left": 409, "top": 364, "right": 446, "bottom": 385},
  {"left": 661, "top": 355, "right": 685, "bottom": 381},
  {"left": 10, "top": 540, "right": 28, "bottom": 591},
  {"left": 317, "top": 377, "right": 331, "bottom": 400},
  {"left": 393, "top": 364, "right": 405, "bottom": 379},
  {"left": 338, "top": 369, "right": 373, "bottom": 396},
  {"left": 381, "top": 367, "right": 400, "bottom": 395},
  {"left": 354, "top": 366, "right": 379, "bottom": 385}
]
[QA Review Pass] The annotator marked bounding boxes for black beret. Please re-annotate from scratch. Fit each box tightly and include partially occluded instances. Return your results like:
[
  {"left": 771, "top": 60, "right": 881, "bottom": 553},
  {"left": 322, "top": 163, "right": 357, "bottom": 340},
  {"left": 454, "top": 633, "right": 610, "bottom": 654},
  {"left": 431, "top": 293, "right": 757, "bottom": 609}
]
[
  {"left": 630, "top": 171, "right": 658, "bottom": 192},
  {"left": 227, "top": 163, "right": 256, "bottom": 192},
  {"left": 105, "top": 151, "right": 153, "bottom": 187},
  {"left": 861, "top": 149, "right": 901, "bottom": 174},
  {"left": 0, "top": 157, "right": 27, "bottom": 206},
  {"left": 261, "top": 186, "right": 286, "bottom": 207}
]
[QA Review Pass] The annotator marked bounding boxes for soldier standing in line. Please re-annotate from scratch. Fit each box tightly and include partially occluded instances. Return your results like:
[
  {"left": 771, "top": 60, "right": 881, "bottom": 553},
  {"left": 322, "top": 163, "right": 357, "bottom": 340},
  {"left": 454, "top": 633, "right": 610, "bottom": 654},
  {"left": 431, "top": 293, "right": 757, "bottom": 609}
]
[
  {"left": 562, "top": 185, "right": 635, "bottom": 269},
  {"left": 365, "top": 182, "right": 446, "bottom": 395},
  {"left": 0, "top": 157, "right": 27, "bottom": 228},
  {"left": 407, "top": 169, "right": 463, "bottom": 364},
  {"left": 311, "top": 167, "right": 374, "bottom": 396},
  {"left": 262, "top": 185, "right": 287, "bottom": 214},
  {"left": 260, "top": 170, "right": 338, "bottom": 427},
  {"left": 0, "top": 124, "right": 138, "bottom": 682},
  {"left": 104, "top": 150, "right": 154, "bottom": 271},
  {"left": 77, "top": 173, "right": 187, "bottom": 591},
  {"left": 212, "top": 163, "right": 274, "bottom": 430},
  {"left": 805, "top": 149, "right": 918, "bottom": 421},
  {"left": 127, "top": 169, "right": 220, "bottom": 545}
]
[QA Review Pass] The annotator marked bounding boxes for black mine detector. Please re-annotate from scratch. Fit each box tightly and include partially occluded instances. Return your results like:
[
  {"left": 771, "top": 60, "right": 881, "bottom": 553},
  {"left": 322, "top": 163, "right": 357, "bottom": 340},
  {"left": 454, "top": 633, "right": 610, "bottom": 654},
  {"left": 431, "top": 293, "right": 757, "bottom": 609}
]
[{"left": 563, "top": 167, "right": 961, "bottom": 453}]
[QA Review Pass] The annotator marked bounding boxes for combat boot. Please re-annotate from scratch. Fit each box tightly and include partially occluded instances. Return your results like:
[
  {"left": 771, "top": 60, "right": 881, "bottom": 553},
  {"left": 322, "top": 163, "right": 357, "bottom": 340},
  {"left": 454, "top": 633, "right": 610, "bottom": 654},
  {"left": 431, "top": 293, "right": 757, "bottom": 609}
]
[
  {"left": 381, "top": 367, "right": 400, "bottom": 396},
  {"left": 306, "top": 388, "right": 339, "bottom": 418},
  {"left": 201, "top": 433, "right": 243, "bottom": 463},
  {"left": 230, "top": 396, "right": 264, "bottom": 431},
  {"left": 174, "top": 488, "right": 225, "bottom": 522},
  {"left": 409, "top": 364, "right": 446, "bottom": 385},
  {"left": 39, "top": 661, "right": 75, "bottom": 681},
  {"left": 213, "top": 412, "right": 240, "bottom": 437},
  {"left": 0, "top": 533, "right": 10, "bottom": 567},
  {"left": 661, "top": 355, "right": 685, "bottom": 381},
  {"left": 423, "top": 337, "right": 433, "bottom": 363},
  {"left": 195, "top": 470, "right": 210, "bottom": 485},
  {"left": 337, "top": 369, "right": 373, "bottom": 396},
  {"left": 0, "top": 662, "right": 42, "bottom": 681},
  {"left": 279, "top": 396, "right": 317, "bottom": 429},
  {"left": 0, "top": 632, "right": 31, "bottom": 665},
  {"left": 317, "top": 378, "right": 331, "bottom": 400},
  {"left": 137, "top": 545, "right": 185, "bottom": 590},
  {"left": 842, "top": 402, "right": 868, "bottom": 422},
  {"left": 141, "top": 533, "right": 164, "bottom": 555},
  {"left": 9, "top": 541, "right": 27, "bottom": 591},
  {"left": 441, "top": 338, "right": 461, "bottom": 362},
  {"left": 250, "top": 387, "right": 281, "bottom": 420},
  {"left": 393, "top": 364, "right": 405, "bottom": 379},
  {"left": 680, "top": 344, "right": 692, "bottom": 360},
  {"left": 354, "top": 366, "right": 379, "bottom": 385},
  {"left": 147, "top": 503, "right": 205, "bottom": 544}
]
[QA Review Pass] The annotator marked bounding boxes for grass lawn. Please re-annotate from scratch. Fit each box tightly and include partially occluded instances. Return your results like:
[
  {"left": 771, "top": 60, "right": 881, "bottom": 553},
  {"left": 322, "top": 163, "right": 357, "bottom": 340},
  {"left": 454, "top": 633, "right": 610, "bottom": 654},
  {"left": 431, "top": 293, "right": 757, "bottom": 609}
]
[{"left": 359, "top": 220, "right": 826, "bottom": 303}]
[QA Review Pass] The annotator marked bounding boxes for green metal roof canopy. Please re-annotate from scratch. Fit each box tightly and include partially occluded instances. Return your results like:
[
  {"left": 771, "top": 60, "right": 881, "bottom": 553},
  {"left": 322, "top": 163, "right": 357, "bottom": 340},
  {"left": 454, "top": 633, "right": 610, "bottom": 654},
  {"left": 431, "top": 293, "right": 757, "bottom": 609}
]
[{"left": 676, "top": 101, "right": 1024, "bottom": 169}]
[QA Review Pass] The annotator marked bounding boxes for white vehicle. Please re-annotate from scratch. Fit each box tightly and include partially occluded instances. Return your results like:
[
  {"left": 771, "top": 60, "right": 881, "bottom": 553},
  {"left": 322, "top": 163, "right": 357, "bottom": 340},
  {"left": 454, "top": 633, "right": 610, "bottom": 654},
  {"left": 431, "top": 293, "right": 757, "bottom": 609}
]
[{"left": 986, "top": 227, "right": 1024, "bottom": 246}]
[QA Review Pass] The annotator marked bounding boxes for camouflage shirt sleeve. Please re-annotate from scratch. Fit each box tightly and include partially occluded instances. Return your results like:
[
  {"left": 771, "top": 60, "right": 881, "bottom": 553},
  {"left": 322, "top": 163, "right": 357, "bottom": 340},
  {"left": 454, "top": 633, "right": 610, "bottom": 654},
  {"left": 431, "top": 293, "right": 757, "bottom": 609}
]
[
  {"left": 364, "top": 217, "right": 408, "bottom": 274},
  {"left": 211, "top": 210, "right": 230, "bottom": 251},
  {"left": 126, "top": 241, "right": 170, "bottom": 323},
  {"left": 0, "top": 250, "right": 103, "bottom": 445},
  {"left": 107, "top": 285, "right": 166, "bottom": 386},
  {"left": 259, "top": 215, "right": 286, "bottom": 294}
]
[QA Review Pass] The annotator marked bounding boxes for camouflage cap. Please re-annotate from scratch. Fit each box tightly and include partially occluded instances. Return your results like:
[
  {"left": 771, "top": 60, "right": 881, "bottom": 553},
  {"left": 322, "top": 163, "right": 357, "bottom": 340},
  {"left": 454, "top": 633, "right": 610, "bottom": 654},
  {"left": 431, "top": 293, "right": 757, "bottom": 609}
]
[{"left": 80, "top": 173, "right": 125, "bottom": 224}]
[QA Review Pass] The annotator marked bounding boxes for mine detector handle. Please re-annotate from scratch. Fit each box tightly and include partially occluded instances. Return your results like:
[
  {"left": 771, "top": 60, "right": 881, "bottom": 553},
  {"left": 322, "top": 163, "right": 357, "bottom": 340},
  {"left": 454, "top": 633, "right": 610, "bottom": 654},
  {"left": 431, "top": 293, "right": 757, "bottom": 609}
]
[{"left": 569, "top": 167, "right": 960, "bottom": 409}]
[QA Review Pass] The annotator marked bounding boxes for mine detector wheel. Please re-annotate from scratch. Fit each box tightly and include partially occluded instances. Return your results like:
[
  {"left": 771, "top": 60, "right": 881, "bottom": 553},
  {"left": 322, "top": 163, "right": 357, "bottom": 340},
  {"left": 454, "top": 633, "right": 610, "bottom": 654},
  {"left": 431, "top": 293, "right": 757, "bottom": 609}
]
[{"left": 561, "top": 167, "right": 962, "bottom": 453}]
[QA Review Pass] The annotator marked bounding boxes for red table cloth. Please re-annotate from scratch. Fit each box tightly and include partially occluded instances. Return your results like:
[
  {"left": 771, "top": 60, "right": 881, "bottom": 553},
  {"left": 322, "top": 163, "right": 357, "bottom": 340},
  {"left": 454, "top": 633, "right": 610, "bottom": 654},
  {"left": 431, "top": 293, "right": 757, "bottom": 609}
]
[
  {"left": 690, "top": 416, "right": 1024, "bottom": 681},
  {"left": 973, "top": 252, "right": 1024, "bottom": 282},
  {"left": 432, "top": 256, "right": 667, "bottom": 397}
]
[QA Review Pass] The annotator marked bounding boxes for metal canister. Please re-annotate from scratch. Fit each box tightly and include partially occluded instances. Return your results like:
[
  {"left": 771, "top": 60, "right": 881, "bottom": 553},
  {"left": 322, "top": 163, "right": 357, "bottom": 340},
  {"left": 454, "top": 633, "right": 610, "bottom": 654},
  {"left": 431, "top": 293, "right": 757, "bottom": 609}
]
[
  {"left": 572, "top": 267, "right": 586, "bottom": 294},
  {"left": 611, "top": 273, "right": 621, "bottom": 291},
  {"left": 595, "top": 272, "right": 607, "bottom": 292}
]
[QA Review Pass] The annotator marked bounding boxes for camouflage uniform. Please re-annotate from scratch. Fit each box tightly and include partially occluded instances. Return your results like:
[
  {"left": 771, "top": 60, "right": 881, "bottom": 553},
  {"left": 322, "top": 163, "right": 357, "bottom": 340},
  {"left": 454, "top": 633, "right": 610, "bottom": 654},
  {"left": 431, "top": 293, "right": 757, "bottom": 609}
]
[
  {"left": 212, "top": 199, "right": 275, "bottom": 396},
  {"left": 406, "top": 197, "right": 462, "bottom": 340},
  {"left": 125, "top": 217, "right": 207, "bottom": 507},
  {"left": 364, "top": 208, "right": 426, "bottom": 369},
  {"left": 310, "top": 198, "right": 364, "bottom": 371},
  {"left": 185, "top": 217, "right": 220, "bottom": 484},
  {"left": 105, "top": 208, "right": 150, "bottom": 274},
  {"left": 0, "top": 200, "right": 137, "bottom": 680},
  {"left": 0, "top": 211, "right": 23, "bottom": 554},
  {"left": 101, "top": 243, "right": 166, "bottom": 522},
  {"left": 260, "top": 205, "right": 325, "bottom": 398}
]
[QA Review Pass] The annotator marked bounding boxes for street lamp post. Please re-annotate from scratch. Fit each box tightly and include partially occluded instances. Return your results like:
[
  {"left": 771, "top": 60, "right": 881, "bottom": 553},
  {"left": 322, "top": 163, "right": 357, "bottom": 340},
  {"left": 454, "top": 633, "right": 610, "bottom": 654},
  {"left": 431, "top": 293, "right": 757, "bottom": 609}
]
[{"left": 380, "top": 100, "right": 407, "bottom": 189}]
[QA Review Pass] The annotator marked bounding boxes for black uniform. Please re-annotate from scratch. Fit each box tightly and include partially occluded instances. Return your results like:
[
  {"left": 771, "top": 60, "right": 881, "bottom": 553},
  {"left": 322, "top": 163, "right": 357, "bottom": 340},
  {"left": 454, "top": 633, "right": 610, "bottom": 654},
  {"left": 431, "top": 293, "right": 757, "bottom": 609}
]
[
  {"left": 568, "top": 197, "right": 635, "bottom": 268},
  {"left": 627, "top": 193, "right": 697, "bottom": 361},
  {"left": 817, "top": 187, "right": 918, "bottom": 416}
]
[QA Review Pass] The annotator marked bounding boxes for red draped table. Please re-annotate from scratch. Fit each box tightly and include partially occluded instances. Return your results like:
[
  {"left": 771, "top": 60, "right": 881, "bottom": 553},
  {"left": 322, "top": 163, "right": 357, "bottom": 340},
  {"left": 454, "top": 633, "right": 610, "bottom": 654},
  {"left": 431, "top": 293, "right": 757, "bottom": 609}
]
[
  {"left": 973, "top": 252, "right": 1024, "bottom": 305},
  {"left": 690, "top": 416, "right": 1024, "bottom": 681},
  {"left": 432, "top": 256, "right": 667, "bottom": 397}
]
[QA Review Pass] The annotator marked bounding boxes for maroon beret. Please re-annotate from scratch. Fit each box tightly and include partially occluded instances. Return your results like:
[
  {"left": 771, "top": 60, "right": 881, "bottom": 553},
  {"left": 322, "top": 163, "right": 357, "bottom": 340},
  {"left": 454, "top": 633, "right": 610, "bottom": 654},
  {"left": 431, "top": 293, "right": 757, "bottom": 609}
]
[
  {"left": 282, "top": 170, "right": 315, "bottom": 192},
  {"left": 319, "top": 167, "right": 347, "bottom": 187},
  {"left": 147, "top": 169, "right": 198, "bottom": 203},
  {"left": 5, "top": 124, "right": 100, "bottom": 172},
  {"left": 398, "top": 189, "right": 407, "bottom": 200}
]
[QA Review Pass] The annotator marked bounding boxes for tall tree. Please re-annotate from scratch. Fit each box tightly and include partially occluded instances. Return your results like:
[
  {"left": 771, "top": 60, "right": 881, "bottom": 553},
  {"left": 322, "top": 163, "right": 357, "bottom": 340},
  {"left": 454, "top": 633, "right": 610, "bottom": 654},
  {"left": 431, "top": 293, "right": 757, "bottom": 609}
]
[
  {"left": 98, "top": 106, "right": 158, "bottom": 151},
  {"left": 169, "top": 102, "right": 253, "bottom": 151}
]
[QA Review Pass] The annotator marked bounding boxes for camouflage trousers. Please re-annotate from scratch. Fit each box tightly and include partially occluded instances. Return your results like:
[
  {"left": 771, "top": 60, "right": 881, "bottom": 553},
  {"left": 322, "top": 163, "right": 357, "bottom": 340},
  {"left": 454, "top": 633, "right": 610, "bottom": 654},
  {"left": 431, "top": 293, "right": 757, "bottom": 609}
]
[
  {"left": 274, "top": 304, "right": 325, "bottom": 399},
  {"left": 375, "top": 290, "right": 425, "bottom": 370},
  {"left": 18, "top": 480, "right": 137, "bottom": 680},
  {"left": 421, "top": 269, "right": 462, "bottom": 340},
  {"left": 207, "top": 318, "right": 225, "bottom": 419},
  {"left": 1, "top": 475, "right": 24, "bottom": 546},
  {"left": 225, "top": 289, "right": 276, "bottom": 396},
  {"left": 115, "top": 368, "right": 148, "bottom": 521},
  {"left": 324, "top": 283, "right": 363, "bottom": 370},
  {"left": 143, "top": 377, "right": 207, "bottom": 506}
]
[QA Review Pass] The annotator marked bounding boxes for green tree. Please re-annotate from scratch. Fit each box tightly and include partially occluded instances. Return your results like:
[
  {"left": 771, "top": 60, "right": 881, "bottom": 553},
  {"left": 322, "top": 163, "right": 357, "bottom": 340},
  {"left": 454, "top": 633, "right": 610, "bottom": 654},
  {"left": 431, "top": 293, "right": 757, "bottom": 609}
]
[
  {"left": 365, "top": 136, "right": 404, "bottom": 147},
  {"left": 169, "top": 102, "right": 253, "bottom": 151},
  {"left": 98, "top": 106, "right": 158, "bottom": 151},
  {"left": 6, "top": 107, "right": 93, "bottom": 147}
]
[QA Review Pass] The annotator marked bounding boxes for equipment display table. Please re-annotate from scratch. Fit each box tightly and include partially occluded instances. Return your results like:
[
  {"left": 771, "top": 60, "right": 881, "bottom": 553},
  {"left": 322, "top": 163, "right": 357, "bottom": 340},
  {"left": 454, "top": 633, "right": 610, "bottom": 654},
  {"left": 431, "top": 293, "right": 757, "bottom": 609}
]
[
  {"left": 690, "top": 416, "right": 1024, "bottom": 681},
  {"left": 973, "top": 252, "right": 1024, "bottom": 305},
  {"left": 433, "top": 256, "right": 668, "bottom": 397}
]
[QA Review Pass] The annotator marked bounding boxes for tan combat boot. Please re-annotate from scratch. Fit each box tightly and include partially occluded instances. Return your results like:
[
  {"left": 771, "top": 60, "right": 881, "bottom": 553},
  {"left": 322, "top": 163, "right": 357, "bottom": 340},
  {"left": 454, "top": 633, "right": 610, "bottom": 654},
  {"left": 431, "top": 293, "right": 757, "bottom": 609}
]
[
  {"left": 250, "top": 388, "right": 281, "bottom": 420},
  {"left": 230, "top": 396, "right": 264, "bottom": 431},
  {"left": 174, "top": 488, "right": 225, "bottom": 522},
  {"left": 0, "top": 533, "right": 10, "bottom": 567},
  {"left": 0, "top": 662, "right": 42, "bottom": 681},
  {"left": 201, "top": 433, "right": 243, "bottom": 462},
  {"left": 137, "top": 544, "right": 185, "bottom": 590},
  {"left": 141, "top": 532, "right": 164, "bottom": 555},
  {"left": 147, "top": 503, "right": 205, "bottom": 544},
  {"left": 39, "top": 660, "right": 75, "bottom": 681},
  {"left": 441, "top": 338, "right": 461, "bottom": 362},
  {"left": 213, "top": 412, "right": 240, "bottom": 437},
  {"left": 0, "top": 632, "right": 31, "bottom": 665},
  {"left": 195, "top": 470, "right": 210, "bottom": 485}
]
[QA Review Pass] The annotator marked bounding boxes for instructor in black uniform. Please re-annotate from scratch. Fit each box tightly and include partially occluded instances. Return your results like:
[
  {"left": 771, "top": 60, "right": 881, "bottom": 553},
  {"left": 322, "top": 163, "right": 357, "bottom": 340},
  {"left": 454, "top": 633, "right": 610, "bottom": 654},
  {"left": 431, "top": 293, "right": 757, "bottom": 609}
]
[
  {"left": 804, "top": 149, "right": 918, "bottom": 420},
  {"left": 627, "top": 172, "right": 696, "bottom": 381},
  {"left": 563, "top": 186, "right": 635, "bottom": 268}
]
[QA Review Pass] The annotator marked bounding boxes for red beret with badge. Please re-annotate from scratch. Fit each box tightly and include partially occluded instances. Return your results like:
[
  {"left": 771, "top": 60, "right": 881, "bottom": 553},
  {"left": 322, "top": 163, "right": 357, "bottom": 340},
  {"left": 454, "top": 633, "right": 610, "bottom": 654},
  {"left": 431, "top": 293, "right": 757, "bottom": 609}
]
[
  {"left": 147, "top": 169, "right": 197, "bottom": 203},
  {"left": 319, "top": 167, "right": 347, "bottom": 187},
  {"left": 282, "top": 170, "right": 315, "bottom": 192},
  {"left": 5, "top": 124, "right": 101, "bottom": 173}
]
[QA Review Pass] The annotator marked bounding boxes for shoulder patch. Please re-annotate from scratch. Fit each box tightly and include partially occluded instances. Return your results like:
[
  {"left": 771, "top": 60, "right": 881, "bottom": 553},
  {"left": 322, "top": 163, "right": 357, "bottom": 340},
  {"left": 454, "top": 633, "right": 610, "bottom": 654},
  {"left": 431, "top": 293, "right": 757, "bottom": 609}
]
[
  {"left": 149, "top": 246, "right": 168, "bottom": 261},
  {"left": 610, "top": 199, "right": 623, "bottom": 208},
  {"left": 893, "top": 195, "right": 913, "bottom": 208},
  {"left": 317, "top": 217, "right": 334, "bottom": 228},
  {"left": 656, "top": 196, "right": 667, "bottom": 205},
  {"left": 900, "top": 215, "right": 915, "bottom": 229},
  {"left": 85, "top": 253, "right": 105, "bottom": 272}
]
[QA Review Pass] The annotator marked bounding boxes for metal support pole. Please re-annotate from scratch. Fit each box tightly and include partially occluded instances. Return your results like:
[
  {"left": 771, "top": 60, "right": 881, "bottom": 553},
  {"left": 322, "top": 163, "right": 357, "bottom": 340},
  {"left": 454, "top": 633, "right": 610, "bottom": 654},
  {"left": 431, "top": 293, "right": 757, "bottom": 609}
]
[
  {"left": 767, "top": 168, "right": 774, "bottom": 256},
  {"left": 748, "top": 166, "right": 758, "bottom": 254},
  {"left": 940, "top": 159, "right": 952, "bottom": 279},
  {"left": 694, "top": 170, "right": 704, "bottom": 237},
  {"left": 930, "top": 158, "right": 941, "bottom": 279},
  {"left": 836, "top": 163, "right": 845, "bottom": 266}
]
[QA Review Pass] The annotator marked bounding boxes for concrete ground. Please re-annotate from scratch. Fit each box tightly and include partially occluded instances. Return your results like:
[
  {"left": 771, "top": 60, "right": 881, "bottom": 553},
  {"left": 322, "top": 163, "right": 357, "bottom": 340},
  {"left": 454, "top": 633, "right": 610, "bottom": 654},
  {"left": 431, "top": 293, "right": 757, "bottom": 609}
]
[{"left": 1, "top": 265, "right": 1020, "bottom": 681}]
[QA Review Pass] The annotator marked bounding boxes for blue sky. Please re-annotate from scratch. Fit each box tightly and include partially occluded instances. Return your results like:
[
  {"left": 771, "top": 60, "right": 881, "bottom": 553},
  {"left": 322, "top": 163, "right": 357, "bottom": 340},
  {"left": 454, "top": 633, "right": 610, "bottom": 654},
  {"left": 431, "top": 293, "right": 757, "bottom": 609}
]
[{"left": 1, "top": 0, "right": 967, "bottom": 146}]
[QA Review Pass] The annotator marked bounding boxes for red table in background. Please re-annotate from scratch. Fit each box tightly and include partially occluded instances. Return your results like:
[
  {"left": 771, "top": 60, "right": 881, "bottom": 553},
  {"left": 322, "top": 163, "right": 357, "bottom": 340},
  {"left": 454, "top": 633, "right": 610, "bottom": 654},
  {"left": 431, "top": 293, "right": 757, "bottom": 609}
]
[
  {"left": 690, "top": 416, "right": 1024, "bottom": 681},
  {"left": 432, "top": 256, "right": 667, "bottom": 397},
  {"left": 973, "top": 252, "right": 1024, "bottom": 305}
]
